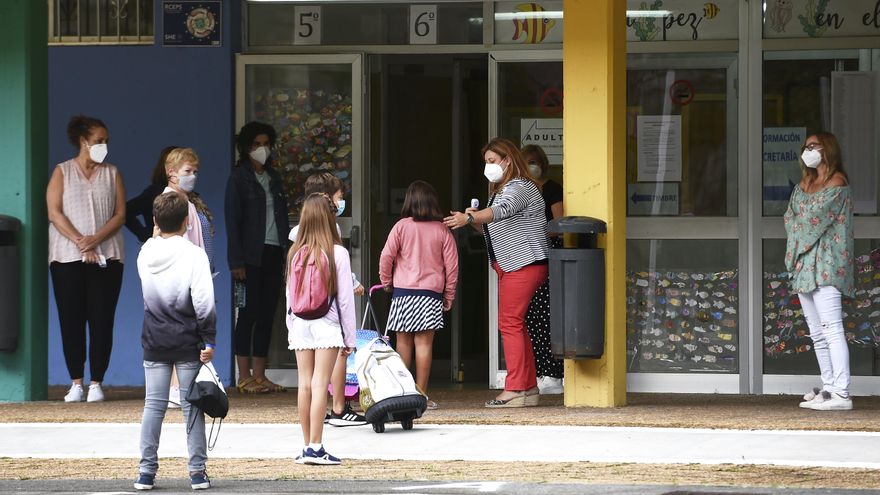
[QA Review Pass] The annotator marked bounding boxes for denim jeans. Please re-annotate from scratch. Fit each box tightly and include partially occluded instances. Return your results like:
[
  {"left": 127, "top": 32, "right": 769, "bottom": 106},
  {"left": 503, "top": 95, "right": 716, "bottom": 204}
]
[
  {"left": 798, "top": 286, "right": 851, "bottom": 397},
  {"left": 139, "top": 360, "right": 206, "bottom": 475}
]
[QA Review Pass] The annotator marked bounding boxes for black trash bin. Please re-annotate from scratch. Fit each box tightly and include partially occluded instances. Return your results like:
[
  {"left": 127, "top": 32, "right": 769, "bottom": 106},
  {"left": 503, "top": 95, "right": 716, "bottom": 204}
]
[
  {"left": 0, "top": 215, "right": 21, "bottom": 353},
  {"left": 547, "top": 216, "right": 606, "bottom": 359}
]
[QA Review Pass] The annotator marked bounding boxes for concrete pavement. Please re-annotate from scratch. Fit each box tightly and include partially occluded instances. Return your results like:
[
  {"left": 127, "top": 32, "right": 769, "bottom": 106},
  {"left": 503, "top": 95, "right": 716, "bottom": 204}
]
[
  {"left": 3, "top": 422, "right": 878, "bottom": 469},
  {"left": 0, "top": 479, "right": 877, "bottom": 495}
]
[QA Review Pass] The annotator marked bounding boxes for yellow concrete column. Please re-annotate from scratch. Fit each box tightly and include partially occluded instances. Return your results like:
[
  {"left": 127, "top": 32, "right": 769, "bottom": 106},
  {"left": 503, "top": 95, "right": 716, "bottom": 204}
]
[{"left": 562, "top": 0, "right": 627, "bottom": 407}]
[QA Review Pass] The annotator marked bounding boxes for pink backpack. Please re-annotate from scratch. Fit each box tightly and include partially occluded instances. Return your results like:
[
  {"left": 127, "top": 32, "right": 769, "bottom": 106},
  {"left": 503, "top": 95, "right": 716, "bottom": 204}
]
[{"left": 288, "top": 246, "right": 336, "bottom": 320}]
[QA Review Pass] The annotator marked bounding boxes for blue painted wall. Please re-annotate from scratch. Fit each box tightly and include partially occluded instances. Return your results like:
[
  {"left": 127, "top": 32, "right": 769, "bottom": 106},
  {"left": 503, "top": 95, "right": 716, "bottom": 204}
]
[{"left": 47, "top": 1, "right": 240, "bottom": 386}]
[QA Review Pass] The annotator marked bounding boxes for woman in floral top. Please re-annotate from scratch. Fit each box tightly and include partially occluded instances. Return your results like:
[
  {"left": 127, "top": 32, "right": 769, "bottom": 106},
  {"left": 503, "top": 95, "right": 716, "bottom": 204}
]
[{"left": 783, "top": 132, "right": 853, "bottom": 411}]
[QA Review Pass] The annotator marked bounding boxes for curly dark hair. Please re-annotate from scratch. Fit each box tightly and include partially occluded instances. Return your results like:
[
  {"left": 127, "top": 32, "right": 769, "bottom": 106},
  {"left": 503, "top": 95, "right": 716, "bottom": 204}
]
[
  {"left": 235, "top": 121, "right": 276, "bottom": 162},
  {"left": 66, "top": 115, "right": 107, "bottom": 149}
]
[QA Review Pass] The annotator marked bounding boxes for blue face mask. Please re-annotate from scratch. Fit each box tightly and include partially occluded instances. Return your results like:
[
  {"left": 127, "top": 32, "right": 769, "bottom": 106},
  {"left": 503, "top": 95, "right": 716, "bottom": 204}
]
[{"left": 336, "top": 199, "right": 346, "bottom": 217}]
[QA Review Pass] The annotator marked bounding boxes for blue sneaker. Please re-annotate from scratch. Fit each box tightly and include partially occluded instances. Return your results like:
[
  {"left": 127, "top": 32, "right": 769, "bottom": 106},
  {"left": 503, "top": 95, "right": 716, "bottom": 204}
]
[
  {"left": 190, "top": 471, "right": 210, "bottom": 490},
  {"left": 133, "top": 472, "right": 155, "bottom": 490},
  {"left": 294, "top": 448, "right": 307, "bottom": 465},
  {"left": 301, "top": 446, "right": 341, "bottom": 465}
]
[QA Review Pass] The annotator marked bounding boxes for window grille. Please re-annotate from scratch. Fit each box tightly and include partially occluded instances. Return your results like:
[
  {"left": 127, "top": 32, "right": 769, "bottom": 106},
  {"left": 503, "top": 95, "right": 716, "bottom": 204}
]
[{"left": 48, "top": 0, "right": 154, "bottom": 45}]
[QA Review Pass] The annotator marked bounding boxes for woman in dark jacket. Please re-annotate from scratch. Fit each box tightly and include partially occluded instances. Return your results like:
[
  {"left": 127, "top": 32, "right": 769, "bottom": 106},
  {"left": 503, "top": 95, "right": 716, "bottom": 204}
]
[
  {"left": 225, "top": 122, "right": 290, "bottom": 394},
  {"left": 125, "top": 147, "right": 177, "bottom": 243}
]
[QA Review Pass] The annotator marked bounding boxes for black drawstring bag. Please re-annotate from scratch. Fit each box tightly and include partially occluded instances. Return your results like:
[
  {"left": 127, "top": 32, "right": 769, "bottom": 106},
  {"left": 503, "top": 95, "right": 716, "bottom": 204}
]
[{"left": 186, "top": 362, "right": 228, "bottom": 450}]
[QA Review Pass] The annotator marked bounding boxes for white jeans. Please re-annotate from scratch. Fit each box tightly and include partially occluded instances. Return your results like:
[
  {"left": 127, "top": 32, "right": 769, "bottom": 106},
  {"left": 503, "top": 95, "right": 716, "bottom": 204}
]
[{"left": 798, "top": 286, "right": 850, "bottom": 397}]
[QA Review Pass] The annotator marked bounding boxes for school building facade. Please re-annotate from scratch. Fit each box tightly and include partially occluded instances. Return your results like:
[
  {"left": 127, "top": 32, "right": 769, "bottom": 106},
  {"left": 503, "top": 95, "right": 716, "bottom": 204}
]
[{"left": 1, "top": 0, "right": 879, "bottom": 404}]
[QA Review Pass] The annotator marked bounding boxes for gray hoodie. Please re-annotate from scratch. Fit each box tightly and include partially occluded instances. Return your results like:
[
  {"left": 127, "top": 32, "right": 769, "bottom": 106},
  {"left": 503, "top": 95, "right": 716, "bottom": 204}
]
[{"left": 137, "top": 235, "right": 216, "bottom": 362}]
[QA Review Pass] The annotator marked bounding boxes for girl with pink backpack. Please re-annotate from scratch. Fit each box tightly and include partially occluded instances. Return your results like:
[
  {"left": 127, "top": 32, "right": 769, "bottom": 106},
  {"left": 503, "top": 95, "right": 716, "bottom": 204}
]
[{"left": 286, "top": 193, "right": 356, "bottom": 465}]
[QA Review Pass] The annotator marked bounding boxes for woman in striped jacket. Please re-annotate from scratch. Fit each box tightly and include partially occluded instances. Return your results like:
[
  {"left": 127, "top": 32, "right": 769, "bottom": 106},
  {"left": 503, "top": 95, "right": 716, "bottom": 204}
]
[{"left": 444, "top": 138, "right": 549, "bottom": 408}]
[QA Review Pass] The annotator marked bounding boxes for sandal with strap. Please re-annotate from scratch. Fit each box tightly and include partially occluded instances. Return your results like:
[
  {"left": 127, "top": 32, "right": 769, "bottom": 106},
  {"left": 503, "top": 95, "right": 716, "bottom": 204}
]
[
  {"left": 485, "top": 392, "right": 526, "bottom": 408},
  {"left": 236, "top": 376, "right": 270, "bottom": 394},
  {"left": 254, "top": 376, "right": 287, "bottom": 393}
]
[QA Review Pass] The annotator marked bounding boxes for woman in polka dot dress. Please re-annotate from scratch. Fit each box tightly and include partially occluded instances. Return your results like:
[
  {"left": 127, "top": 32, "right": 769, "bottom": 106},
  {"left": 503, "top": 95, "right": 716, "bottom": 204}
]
[{"left": 522, "top": 145, "right": 564, "bottom": 395}]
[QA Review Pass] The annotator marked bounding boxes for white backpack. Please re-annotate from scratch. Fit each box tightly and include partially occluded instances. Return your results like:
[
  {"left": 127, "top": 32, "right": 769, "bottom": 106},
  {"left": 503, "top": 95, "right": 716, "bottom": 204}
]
[{"left": 355, "top": 337, "right": 421, "bottom": 411}]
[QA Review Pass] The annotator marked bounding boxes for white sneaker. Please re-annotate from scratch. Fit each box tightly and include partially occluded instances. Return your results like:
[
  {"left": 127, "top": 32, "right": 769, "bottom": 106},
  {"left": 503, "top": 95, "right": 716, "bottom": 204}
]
[
  {"left": 808, "top": 391, "right": 853, "bottom": 411},
  {"left": 799, "top": 388, "right": 824, "bottom": 409},
  {"left": 64, "top": 384, "right": 85, "bottom": 402},
  {"left": 168, "top": 386, "right": 181, "bottom": 409},
  {"left": 537, "top": 376, "right": 564, "bottom": 395},
  {"left": 86, "top": 383, "right": 104, "bottom": 402}
]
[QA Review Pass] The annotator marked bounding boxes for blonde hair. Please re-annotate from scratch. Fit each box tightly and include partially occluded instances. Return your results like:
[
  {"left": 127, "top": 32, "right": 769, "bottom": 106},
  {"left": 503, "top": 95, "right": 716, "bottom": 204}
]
[
  {"left": 287, "top": 193, "right": 341, "bottom": 296},
  {"left": 165, "top": 147, "right": 200, "bottom": 174}
]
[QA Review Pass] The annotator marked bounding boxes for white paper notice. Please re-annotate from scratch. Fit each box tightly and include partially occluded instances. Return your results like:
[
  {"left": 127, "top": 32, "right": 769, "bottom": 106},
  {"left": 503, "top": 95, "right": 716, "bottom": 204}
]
[
  {"left": 637, "top": 115, "right": 682, "bottom": 182},
  {"left": 832, "top": 71, "right": 878, "bottom": 214},
  {"left": 520, "top": 118, "right": 563, "bottom": 165},
  {"left": 762, "top": 127, "right": 806, "bottom": 216}
]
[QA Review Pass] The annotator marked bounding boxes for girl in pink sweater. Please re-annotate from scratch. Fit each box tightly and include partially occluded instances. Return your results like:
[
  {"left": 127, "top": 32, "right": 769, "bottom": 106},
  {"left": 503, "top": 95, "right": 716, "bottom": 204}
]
[{"left": 379, "top": 181, "right": 458, "bottom": 409}]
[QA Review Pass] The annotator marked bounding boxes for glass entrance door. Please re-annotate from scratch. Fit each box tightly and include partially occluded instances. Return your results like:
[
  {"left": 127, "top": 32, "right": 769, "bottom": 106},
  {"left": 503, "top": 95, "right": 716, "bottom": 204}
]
[
  {"left": 625, "top": 52, "right": 742, "bottom": 393},
  {"left": 235, "top": 54, "right": 364, "bottom": 386},
  {"left": 488, "top": 50, "right": 562, "bottom": 389},
  {"left": 760, "top": 49, "right": 880, "bottom": 395},
  {"left": 367, "top": 54, "right": 489, "bottom": 387}
]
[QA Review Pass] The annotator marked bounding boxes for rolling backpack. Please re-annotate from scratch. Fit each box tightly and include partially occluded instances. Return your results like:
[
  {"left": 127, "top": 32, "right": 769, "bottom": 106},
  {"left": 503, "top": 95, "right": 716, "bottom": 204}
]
[{"left": 355, "top": 336, "right": 427, "bottom": 433}]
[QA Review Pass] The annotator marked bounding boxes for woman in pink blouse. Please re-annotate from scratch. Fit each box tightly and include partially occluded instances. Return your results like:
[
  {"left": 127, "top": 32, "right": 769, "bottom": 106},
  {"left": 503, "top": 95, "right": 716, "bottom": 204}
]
[{"left": 47, "top": 115, "right": 126, "bottom": 403}]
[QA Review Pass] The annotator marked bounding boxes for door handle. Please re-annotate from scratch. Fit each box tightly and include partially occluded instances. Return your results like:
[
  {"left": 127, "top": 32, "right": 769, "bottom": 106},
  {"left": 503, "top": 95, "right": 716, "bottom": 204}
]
[{"left": 350, "top": 225, "right": 360, "bottom": 249}]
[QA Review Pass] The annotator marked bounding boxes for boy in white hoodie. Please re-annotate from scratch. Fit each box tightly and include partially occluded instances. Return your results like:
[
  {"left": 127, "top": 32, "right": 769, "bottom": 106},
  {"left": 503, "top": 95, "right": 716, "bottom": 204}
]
[{"left": 134, "top": 192, "right": 216, "bottom": 491}]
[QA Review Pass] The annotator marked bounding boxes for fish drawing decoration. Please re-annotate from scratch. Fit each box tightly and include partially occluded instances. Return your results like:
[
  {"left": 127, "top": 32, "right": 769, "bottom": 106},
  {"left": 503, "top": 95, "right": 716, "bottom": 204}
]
[
  {"left": 703, "top": 2, "right": 719, "bottom": 20},
  {"left": 511, "top": 3, "right": 557, "bottom": 44}
]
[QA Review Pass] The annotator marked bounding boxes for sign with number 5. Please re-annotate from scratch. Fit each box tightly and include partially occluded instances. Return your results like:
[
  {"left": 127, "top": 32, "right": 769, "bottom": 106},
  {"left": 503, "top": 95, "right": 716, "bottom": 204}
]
[
  {"left": 410, "top": 5, "right": 437, "bottom": 45},
  {"left": 294, "top": 6, "right": 321, "bottom": 45}
]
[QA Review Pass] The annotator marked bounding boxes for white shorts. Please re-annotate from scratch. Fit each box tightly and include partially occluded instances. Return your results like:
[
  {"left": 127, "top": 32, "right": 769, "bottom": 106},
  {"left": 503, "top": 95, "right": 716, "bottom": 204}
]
[{"left": 287, "top": 315, "right": 345, "bottom": 350}]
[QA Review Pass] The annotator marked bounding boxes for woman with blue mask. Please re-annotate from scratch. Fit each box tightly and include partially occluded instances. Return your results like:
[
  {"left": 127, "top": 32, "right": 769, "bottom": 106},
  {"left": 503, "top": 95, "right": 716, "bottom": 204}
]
[
  {"left": 160, "top": 148, "right": 213, "bottom": 409},
  {"left": 785, "top": 132, "right": 854, "bottom": 411},
  {"left": 163, "top": 148, "right": 204, "bottom": 250}
]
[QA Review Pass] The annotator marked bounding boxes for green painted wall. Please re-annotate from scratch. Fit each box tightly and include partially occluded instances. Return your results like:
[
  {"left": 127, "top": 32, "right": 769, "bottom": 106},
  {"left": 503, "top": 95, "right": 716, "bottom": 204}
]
[{"left": 0, "top": 0, "right": 49, "bottom": 401}]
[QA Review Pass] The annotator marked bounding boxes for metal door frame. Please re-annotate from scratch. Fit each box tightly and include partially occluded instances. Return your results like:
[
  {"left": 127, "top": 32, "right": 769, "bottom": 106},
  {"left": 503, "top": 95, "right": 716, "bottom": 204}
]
[
  {"left": 488, "top": 49, "right": 561, "bottom": 389},
  {"left": 489, "top": 48, "right": 745, "bottom": 393},
  {"left": 234, "top": 53, "right": 365, "bottom": 387},
  {"left": 625, "top": 51, "right": 743, "bottom": 394}
]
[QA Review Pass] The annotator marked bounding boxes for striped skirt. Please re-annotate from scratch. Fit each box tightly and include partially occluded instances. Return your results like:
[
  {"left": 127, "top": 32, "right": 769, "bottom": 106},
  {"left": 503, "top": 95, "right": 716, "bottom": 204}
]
[{"left": 386, "top": 288, "right": 444, "bottom": 332}]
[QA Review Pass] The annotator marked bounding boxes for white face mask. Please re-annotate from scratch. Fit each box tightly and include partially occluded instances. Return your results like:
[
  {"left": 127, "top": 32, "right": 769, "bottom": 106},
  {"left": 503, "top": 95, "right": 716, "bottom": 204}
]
[
  {"left": 88, "top": 143, "right": 108, "bottom": 163},
  {"left": 801, "top": 149, "right": 822, "bottom": 169},
  {"left": 249, "top": 146, "right": 269, "bottom": 165},
  {"left": 484, "top": 162, "right": 505, "bottom": 183},
  {"left": 177, "top": 173, "right": 197, "bottom": 192},
  {"left": 527, "top": 163, "right": 542, "bottom": 179},
  {"left": 335, "top": 199, "right": 346, "bottom": 217}
]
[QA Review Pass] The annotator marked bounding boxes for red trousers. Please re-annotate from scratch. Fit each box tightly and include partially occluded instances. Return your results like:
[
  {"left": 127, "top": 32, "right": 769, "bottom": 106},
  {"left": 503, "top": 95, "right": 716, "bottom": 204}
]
[{"left": 494, "top": 262, "right": 549, "bottom": 391}]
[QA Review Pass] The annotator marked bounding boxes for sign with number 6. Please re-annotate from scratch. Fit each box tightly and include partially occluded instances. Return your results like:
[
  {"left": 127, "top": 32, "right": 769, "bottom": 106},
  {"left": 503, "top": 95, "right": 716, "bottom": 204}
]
[{"left": 410, "top": 5, "right": 437, "bottom": 45}]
